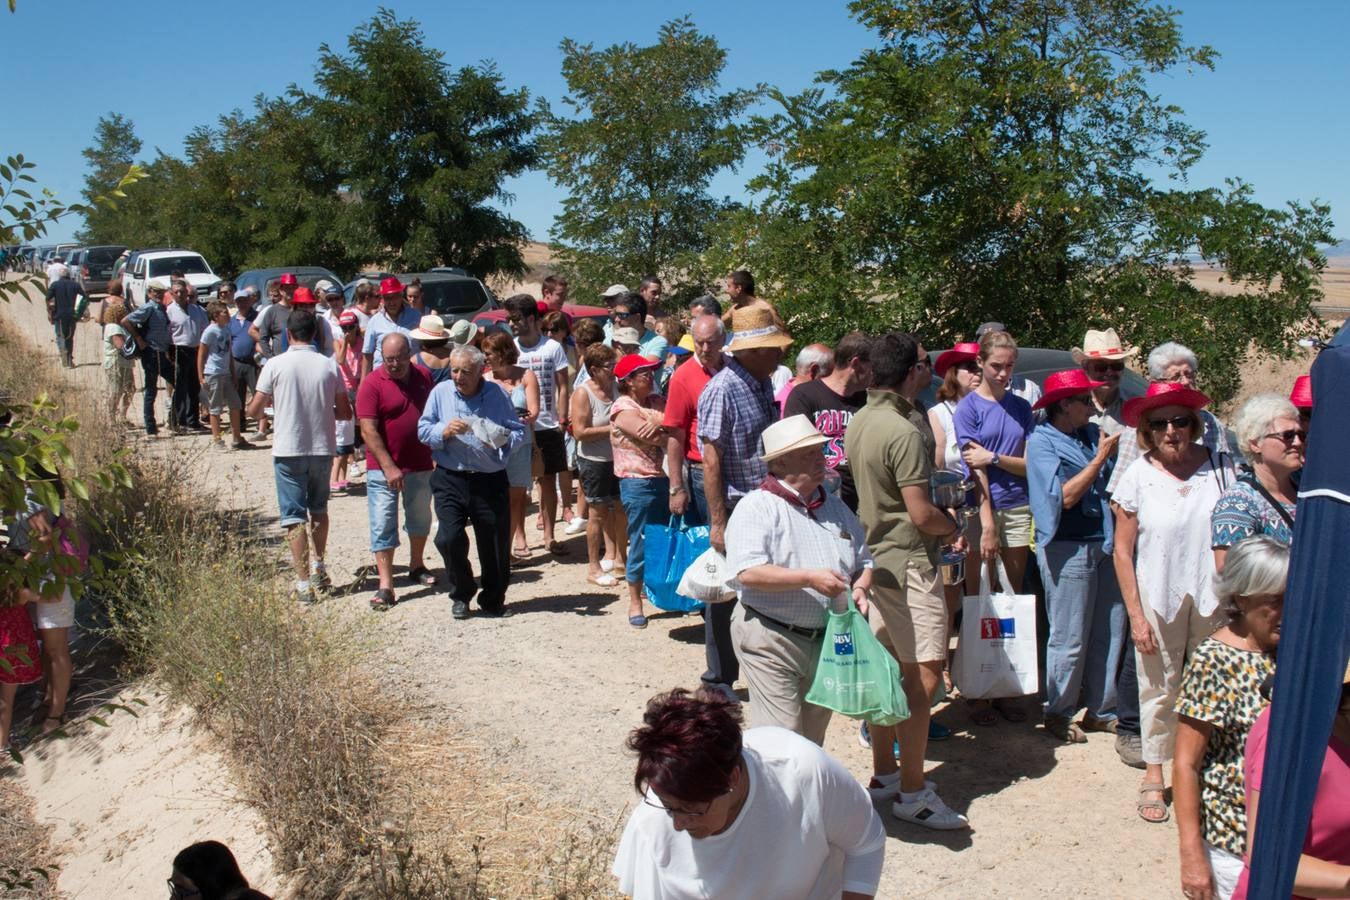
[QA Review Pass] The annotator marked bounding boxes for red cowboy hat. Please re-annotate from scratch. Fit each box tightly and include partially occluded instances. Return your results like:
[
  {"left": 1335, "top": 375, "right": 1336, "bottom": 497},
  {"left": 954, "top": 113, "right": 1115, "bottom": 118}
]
[
  {"left": 291, "top": 286, "right": 318, "bottom": 305},
  {"left": 1289, "top": 374, "right": 1312, "bottom": 410},
  {"left": 1032, "top": 369, "right": 1105, "bottom": 411},
  {"left": 933, "top": 342, "right": 981, "bottom": 377},
  {"left": 1122, "top": 380, "right": 1211, "bottom": 427},
  {"left": 278, "top": 272, "right": 298, "bottom": 286},
  {"left": 614, "top": 354, "right": 660, "bottom": 380},
  {"left": 379, "top": 276, "right": 404, "bottom": 296}
]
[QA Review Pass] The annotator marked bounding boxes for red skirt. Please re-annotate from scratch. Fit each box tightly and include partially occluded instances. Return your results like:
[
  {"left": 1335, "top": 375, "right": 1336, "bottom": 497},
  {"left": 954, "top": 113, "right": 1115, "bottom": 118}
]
[{"left": 0, "top": 604, "right": 42, "bottom": 684}]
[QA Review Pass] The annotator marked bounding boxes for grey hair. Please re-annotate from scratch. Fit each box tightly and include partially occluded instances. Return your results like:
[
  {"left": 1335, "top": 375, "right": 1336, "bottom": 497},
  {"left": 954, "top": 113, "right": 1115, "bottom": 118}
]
[
  {"left": 381, "top": 332, "right": 410, "bottom": 356},
  {"left": 450, "top": 345, "right": 486, "bottom": 371},
  {"left": 1216, "top": 536, "right": 1289, "bottom": 616},
  {"left": 1146, "top": 342, "right": 1199, "bottom": 380},
  {"left": 794, "top": 343, "right": 834, "bottom": 377},
  {"left": 1232, "top": 392, "right": 1300, "bottom": 462},
  {"left": 690, "top": 313, "right": 726, "bottom": 340}
]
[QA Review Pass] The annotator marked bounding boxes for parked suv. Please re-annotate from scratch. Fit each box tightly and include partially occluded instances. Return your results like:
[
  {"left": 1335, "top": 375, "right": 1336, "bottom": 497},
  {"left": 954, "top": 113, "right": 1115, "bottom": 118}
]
[
  {"left": 234, "top": 266, "right": 343, "bottom": 307},
  {"left": 123, "top": 249, "right": 219, "bottom": 306},
  {"left": 398, "top": 271, "right": 496, "bottom": 323},
  {"left": 71, "top": 244, "right": 127, "bottom": 295}
]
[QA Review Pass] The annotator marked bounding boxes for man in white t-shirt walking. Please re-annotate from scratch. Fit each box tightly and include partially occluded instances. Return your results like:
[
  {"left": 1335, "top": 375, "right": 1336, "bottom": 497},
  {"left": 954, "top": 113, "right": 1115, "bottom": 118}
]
[
  {"left": 505, "top": 293, "right": 573, "bottom": 552},
  {"left": 247, "top": 307, "right": 352, "bottom": 604}
]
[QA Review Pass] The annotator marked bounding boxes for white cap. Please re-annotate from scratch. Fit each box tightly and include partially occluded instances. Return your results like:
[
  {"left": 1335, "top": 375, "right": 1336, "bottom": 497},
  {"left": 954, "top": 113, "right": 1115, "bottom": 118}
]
[{"left": 602, "top": 283, "right": 630, "bottom": 298}]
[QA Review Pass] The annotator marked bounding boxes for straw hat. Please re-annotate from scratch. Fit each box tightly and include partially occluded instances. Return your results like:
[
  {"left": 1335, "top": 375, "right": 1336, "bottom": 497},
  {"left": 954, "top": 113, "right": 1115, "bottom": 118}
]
[
  {"left": 1071, "top": 328, "right": 1139, "bottom": 363},
  {"left": 727, "top": 307, "right": 793, "bottom": 352},
  {"left": 1290, "top": 374, "right": 1312, "bottom": 410},
  {"left": 447, "top": 318, "right": 479, "bottom": 346},
  {"left": 761, "top": 414, "right": 831, "bottom": 462},
  {"left": 1033, "top": 369, "right": 1105, "bottom": 411},
  {"left": 934, "top": 342, "right": 980, "bottom": 377},
  {"left": 410, "top": 315, "right": 449, "bottom": 341},
  {"left": 1121, "top": 381, "right": 1211, "bottom": 427}
]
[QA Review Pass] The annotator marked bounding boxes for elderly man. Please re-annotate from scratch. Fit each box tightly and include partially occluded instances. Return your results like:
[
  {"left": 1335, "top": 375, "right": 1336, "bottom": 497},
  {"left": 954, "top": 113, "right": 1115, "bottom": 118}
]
[
  {"left": 121, "top": 279, "right": 174, "bottom": 437},
  {"left": 363, "top": 277, "right": 422, "bottom": 376},
  {"left": 44, "top": 264, "right": 87, "bottom": 368},
  {"left": 725, "top": 415, "right": 875, "bottom": 745},
  {"left": 246, "top": 308, "right": 352, "bottom": 604},
  {"left": 357, "top": 333, "right": 437, "bottom": 610},
  {"left": 775, "top": 342, "right": 833, "bottom": 412},
  {"left": 697, "top": 306, "right": 790, "bottom": 700},
  {"left": 784, "top": 332, "right": 874, "bottom": 511},
  {"left": 846, "top": 331, "right": 970, "bottom": 830},
  {"left": 166, "top": 278, "right": 209, "bottom": 432},
  {"left": 417, "top": 345, "right": 525, "bottom": 619},
  {"left": 1072, "top": 326, "right": 1138, "bottom": 434}
]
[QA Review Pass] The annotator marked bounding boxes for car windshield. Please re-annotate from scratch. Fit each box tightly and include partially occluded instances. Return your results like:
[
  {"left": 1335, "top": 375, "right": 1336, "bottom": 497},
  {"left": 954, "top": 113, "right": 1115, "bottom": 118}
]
[
  {"left": 149, "top": 256, "right": 211, "bottom": 277},
  {"left": 421, "top": 280, "right": 489, "bottom": 314}
]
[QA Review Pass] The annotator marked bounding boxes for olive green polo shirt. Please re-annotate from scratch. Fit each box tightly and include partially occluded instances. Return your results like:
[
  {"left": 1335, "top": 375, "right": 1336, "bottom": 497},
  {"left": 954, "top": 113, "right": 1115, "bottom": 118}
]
[{"left": 843, "top": 389, "right": 941, "bottom": 587}]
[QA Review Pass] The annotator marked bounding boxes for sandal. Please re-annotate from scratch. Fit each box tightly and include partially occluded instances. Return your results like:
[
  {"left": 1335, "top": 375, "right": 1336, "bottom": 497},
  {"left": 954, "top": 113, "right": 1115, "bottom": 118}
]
[
  {"left": 40, "top": 714, "right": 65, "bottom": 736},
  {"left": 994, "top": 699, "right": 1028, "bottom": 723},
  {"left": 369, "top": 588, "right": 398, "bottom": 612},
  {"left": 1044, "top": 715, "right": 1087, "bottom": 744},
  {"left": 511, "top": 546, "right": 531, "bottom": 562},
  {"left": 1080, "top": 714, "right": 1118, "bottom": 734},
  {"left": 587, "top": 573, "right": 618, "bottom": 588},
  {"left": 1136, "top": 782, "right": 1170, "bottom": 823},
  {"left": 547, "top": 540, "right": 569, "bottom": 555},
  {"left": 408, "top": 566, "right": 437, "bottom": 587},
  {"left": 969, "top": 700, "right": 998, "bottom": 727}
]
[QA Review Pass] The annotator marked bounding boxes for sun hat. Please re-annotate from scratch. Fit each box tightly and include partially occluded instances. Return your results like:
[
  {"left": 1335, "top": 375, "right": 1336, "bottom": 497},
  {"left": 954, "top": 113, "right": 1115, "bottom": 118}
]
[
  {"left": 1071, "top": 327, "right": 1139, "bottom": 363},
  {"left": 727, "top": 307, "right": 793, "bottom": 352},
  {"left": 1122, "top": 380, "right": 1211, "bottom": 427},
  {"left": 147, "top": 278, "right": 169, "bottom": 293},
  {"left": 1289, "top": 374, "right": 1312, "bottom": 410},
  {"left": 291, "top": 286, "right": 318, "bottom": 305},
  {"left": 379, "top": 276, "right": 404, "bottom": 296},
  {"left": 670, "top": 342, "right": 692, "bottom": 357},
  {"left": 447, "top": 318, "right": 479, "bottom": 346},
  {"left": 1033, "top": 369, "right": 1106, "bottom": 411},
  {"left": 614, "top": 354, "right": 660, "bottom": 381},
  {"left": 602, "top": 284, "right": 630, "bottom": 299},
  {"left": 761, "top": 414, "right": 832, "bottom": 462},
  {"left": 612, "top": 326, "right": 642, "bottom": 347},
  {"left": 410, "top": 315, "right": 449, "bottom": 341},
  {"left": 337, "top": 310, "right": 359, "bottom": 327},
  {"left": 278, "top": 272, "right": 298, "bottom": 286},
  {"left": 975, "top": 321, "right": 1006, "bottom": 339},
  {"left": 934, "top": 342, "right": 981, "bottom": 377},
  {"left": 678, "top": 333, "right": 696, "bottom": 353},
  {"left": 314, "top": 279, "right": 341, "bottom": 296}
]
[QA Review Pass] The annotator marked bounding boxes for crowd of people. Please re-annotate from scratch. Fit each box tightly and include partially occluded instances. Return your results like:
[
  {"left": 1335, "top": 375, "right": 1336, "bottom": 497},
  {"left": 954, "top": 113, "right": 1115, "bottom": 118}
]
[{"left": 6, "top": 261, "right": 1348, "bottom": 900}]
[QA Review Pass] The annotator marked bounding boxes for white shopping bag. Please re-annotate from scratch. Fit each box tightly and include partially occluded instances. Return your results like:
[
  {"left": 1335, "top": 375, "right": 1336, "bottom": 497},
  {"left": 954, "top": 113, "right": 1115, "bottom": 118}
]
[
  {"left": 677, "top": 547, "right": 737, "bottom": 604},
  {"left": 953, "top": 559, "right": 1039, "bottom": 700}
]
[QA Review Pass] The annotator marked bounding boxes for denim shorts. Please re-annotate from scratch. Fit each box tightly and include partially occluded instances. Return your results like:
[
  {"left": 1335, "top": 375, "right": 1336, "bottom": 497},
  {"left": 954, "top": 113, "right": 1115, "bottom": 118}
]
[
  {"left": 367, "top": 467, "right": 433, "bottom": 552},
  {"left": 274, "top": 456, "right": 331, "bottom": 527}
]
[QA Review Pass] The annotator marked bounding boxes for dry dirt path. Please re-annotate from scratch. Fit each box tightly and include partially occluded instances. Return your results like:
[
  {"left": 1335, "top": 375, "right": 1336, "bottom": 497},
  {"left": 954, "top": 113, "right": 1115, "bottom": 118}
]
[{"left": 5, "top": 285, "right": 1181, "bottom": 897}]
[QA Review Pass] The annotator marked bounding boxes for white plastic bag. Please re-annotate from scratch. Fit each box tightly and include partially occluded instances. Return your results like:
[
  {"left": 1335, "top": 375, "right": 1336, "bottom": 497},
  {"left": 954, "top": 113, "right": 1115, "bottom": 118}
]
[
  {"left": 677, "top": 547, "right": 737, "bottom": 604},
  {"left": 954, "top": 559, "right": 1039, "bottom": 700}
]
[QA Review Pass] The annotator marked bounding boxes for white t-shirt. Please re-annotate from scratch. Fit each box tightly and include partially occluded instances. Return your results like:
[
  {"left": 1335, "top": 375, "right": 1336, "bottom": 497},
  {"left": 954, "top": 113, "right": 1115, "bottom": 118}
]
[
  {"left": 770, "top": 364, "right": 792, "bottom": 396},
  {"left": 612, "top": 726, "right": 885, "bottom": 900},
  {"left": 255, "top": 345, "right": 343, "bottom": 457},
  {"left": 515, "top": 334, "right": 569, "bottom": 431}
]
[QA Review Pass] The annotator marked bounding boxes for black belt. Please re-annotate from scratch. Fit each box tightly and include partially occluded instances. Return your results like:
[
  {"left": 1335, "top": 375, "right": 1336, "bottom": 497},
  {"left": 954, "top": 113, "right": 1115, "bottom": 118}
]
[
  {"left": 745, "top": 605, "right": 825, "bottom": 640},
  {"left": 234, "top": 356, "right": 258, "bottom": 365}
]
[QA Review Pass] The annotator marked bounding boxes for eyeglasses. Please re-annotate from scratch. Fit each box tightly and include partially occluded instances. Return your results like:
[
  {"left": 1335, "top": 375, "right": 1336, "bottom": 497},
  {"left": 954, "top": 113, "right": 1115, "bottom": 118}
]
[
  {"left": 1264, "top": 428, "right": 1307, "bottom": 445},
  {"left": 1160, "top": 370, "right": 1194, "bottom": 384},
  {"left": 1086, "top": 361, "right": 1125, "bottom": 373},
  {"left": 613, "top": 310, "right": 635, "bottom": 319},
  {"left": 1147, "top": 415, "right": 1193, "bottom": 432}
]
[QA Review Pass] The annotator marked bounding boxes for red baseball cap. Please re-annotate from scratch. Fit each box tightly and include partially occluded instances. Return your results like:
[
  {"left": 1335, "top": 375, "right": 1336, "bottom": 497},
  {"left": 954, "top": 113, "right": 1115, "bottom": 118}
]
[
  {"left": 1289, "top": 374, "right": 1312, "bottom": 410},
  {"left": 614, "top": 354, "right": 661, "bottom": 380},
  {"left": 291, "top": 286, "right": 318, "bottom": 305},
  {"left": 338, "top": 310, "right": 359, "bottom": 327},
  {"left": 379, "top": 277, "right": 404, "bottom": 296},
  {"left": 278, "top": 272, "right": 298, "bottom": 286}
]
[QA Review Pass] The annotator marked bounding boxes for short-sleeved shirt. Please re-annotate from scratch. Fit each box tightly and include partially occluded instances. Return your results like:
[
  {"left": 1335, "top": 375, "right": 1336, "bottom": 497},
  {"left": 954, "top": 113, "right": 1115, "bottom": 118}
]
[
  {"left": 845, "top": 390, "right": 941, "bottom": 579},
  {"left": 355, "top": 365, "right": 434, "bottom": 473},
  {"left": 199, "top": 323, "right": 232, "bottom": 377},
  {"left": 362, "top": 305, "right": 422, "bottom": 368},
  {"left": 784, "top": 379, "right": 867, "bottom": 510},
  {"left": 255, "top": 346, "right": 343, "bottom": 458},
  {"left": 1211, "top": 477, "right": 1295, "bottom": 549},
  {"left": 952, "top": 391, "right": 1034, "bottom": 510},
  {"left": 663, "top": 356, "right": 720, "bottom": 463},
  {"left": 697, "top": 357, "right": 777, "bottom": 499},
  {"left": 1108, "top": 407, "right": 1232, "bottom": 495},
  {"left": 229, "top": 309, "right": 258, "bottom": 360},
  {"left": 253, "top": 303, "right": 290, "bottom": 360},
  {"left": 515, "top": 335, "right": 570, "bottom": 430},
  {"left": 610, "top": 395, "right": 665, "bottom": 478},
  {"left": 165, "top": 301, "right": 208, "bottom": 347},
  {"left": 637, "top": 328, "right": 668, "bottom": 361},
  {"left": 1174, "top": 637, "right": 1274, "bottom": 854}
]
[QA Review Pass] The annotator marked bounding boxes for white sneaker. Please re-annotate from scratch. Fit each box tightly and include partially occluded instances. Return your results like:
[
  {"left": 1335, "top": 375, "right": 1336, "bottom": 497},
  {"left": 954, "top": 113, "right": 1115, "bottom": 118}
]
[
  {"left": 866, "top": 774, "right": 933, "bottom": 802},
  {"left": 564, "top": 517, "right": 587, "bottom": 535},
  {"left": 892, "top": 786, "right": 970, "bottom": 830}
]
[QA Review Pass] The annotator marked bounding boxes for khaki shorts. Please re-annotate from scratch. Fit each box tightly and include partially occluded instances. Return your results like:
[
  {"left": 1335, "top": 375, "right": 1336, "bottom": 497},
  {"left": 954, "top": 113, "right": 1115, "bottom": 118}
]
[
  {"left": 993, "top": 504, "right": 1032, "bottom": 549},
  {"left": 868, "top": 563, "right": 947, "bottom": 664}
]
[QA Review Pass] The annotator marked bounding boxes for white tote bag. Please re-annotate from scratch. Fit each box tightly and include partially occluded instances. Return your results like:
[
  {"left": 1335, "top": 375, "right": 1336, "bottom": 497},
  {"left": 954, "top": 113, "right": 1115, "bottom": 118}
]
[
  {"left": 954, "top": 559, "right": 1039, "bottom": 700},
  {"left": 677, "top": 547, "right": 737, "bottom": 604}
]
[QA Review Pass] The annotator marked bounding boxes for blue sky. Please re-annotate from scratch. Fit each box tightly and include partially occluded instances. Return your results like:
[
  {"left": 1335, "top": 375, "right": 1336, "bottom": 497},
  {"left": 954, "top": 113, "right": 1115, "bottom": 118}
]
[{"left": 6, "top": 0, "right": 1347, "bottom": 248}]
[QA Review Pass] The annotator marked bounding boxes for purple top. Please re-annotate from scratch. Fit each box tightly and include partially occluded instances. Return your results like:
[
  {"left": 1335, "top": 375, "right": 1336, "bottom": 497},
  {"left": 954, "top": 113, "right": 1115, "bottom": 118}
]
[{"left": 953, "top": 391, "right": 1034, "bottom": 510}]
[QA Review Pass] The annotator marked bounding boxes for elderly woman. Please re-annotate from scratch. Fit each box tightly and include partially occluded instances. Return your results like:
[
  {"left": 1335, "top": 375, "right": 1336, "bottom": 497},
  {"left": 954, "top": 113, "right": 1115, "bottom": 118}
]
[
  {"left": 1211, "top": 394, "right": 1303, "bottom": 573},
  {"left": 101, "top": 291, "right": 135, "bottom": 421},
  {"left": 725, "top": 415, "right": 875, "bottom": 745},
  {"left": 570, "top": 343, "right": 625, "bottom": 587},
  {"left": 481, "top": 330, "right": 538, "bottom": 561},
  {"left": 1174, "top": 536, "right": 1286, "bottom": 900},
  {"left": 611, "top": 354, "right": 669, "bottom": 628},
  {"left": 1026, "top": 370, "right": 1126, "bottom": 742},
  {"left": 613, "top": 687, "right": 885, "bottom": 899},
  {"left": 1112, "top": 381, "right": 1237, "bottom": 823}
]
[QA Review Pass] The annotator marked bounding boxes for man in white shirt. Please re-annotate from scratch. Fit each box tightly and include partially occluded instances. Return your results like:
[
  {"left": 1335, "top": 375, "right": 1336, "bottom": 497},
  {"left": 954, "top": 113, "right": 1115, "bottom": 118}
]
[{"left": 45, "top": 255, "right": 66, "bottom": 284}]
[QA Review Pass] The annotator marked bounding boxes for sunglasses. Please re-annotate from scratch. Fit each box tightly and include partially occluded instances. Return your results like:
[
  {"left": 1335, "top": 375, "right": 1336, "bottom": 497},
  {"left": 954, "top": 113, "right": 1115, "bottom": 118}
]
[
  {"left": 1147, "top": 415, "right": 1193, "bottom": 432},
  {"left": 1086, "top": 361, "right": 1126, "bottom": 373},
  {"left": 1264, "top": 428, "right": 1307, "bottom": 445},
  {"left": 612, "top": 310, "right": 635, "bottom": 319}
]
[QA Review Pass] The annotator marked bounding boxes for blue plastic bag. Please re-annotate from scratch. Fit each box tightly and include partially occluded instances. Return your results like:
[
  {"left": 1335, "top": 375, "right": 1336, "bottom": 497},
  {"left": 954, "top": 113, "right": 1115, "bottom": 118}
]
[{"left": 643, "top": 516, "right": 707, "bottom": 613}]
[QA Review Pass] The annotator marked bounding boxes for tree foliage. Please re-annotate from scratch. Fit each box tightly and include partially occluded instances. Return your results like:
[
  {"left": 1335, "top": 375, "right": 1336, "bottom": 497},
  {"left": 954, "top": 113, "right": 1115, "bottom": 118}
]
[
  {"left": 75, "top": 113, "right": 141, "bottom": 243},
  {"left": 707, "top": 0, "right": 1334, "bottom": 401},
  {"left": 542, "top": 18, "right": 757, "bottom": 301}
]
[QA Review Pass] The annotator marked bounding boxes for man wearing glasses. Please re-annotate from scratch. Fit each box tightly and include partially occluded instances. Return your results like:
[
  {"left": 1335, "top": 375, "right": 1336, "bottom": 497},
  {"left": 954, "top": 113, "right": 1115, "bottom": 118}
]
[{"left": 608, "top": 293, "right": 667, "bottom": 361}]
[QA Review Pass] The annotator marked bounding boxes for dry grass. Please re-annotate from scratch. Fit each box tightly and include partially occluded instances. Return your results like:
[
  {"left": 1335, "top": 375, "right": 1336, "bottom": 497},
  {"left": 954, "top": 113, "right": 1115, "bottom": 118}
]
[{"left": 0, "top": 777, "right": 57, "bottom": 899}]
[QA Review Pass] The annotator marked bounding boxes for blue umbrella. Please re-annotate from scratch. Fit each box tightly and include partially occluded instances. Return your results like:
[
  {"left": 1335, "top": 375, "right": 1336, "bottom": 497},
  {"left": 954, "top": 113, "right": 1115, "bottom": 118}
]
[{"left": 1246, "top": 344, "right": 1350, "bottom": 897}]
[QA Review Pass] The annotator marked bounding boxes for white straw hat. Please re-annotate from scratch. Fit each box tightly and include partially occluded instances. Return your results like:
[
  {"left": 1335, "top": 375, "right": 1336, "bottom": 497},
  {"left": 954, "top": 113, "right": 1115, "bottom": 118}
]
[{"left": 761, "top": 414, "right": 831, "bottom": 462}]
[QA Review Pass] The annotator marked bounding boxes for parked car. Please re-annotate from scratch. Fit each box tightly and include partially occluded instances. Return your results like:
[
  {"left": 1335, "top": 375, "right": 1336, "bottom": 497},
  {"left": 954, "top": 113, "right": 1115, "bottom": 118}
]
[
  {"left": 397, "top": 271, "right": 496, "bottom": 323},
  {"left": 341, "top": 270, "right": 397, "bottom": 306},
  {"left": 471, "top": 302, "right": 609, "bottom": 335},
  {"left": 234, "top": 266, "right": 344, "bottom": 307},
  {"left": 917, "top": 346, "right": 1148, "bottom": 406},
  {"left": 70, "top": 244, "right": 127, "bottom": 295},
  {"left": 123, "top": 249, "right": 219, "bottom": 306}
]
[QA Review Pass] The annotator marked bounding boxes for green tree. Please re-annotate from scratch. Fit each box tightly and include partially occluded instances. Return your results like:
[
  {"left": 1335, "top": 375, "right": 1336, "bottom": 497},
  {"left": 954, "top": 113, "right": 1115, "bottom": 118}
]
[
  {"left": 542, "top": 17, "right": 758, "bottom": 301},
  {"left": 304, "top": 8, "right": 537, "bottom": 278},
  {"left": 709, "top": 0, "right": 1334, "bottom": 401},
  {"left": 76, "top": 113, "right": 142, "bottom": 244}
]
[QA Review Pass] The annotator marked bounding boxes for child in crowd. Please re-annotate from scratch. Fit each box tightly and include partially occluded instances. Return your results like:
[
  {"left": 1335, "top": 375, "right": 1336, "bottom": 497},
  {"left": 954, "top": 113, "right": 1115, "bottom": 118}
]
[
  {"left": 331, "top": 310, "right": 362, "bottom": 491},
  {"left": 0, "top": 553, "right": 43, "bottom": 752},
  {"left": 197, "top": 301, "right": 245, "bottom": 450}
]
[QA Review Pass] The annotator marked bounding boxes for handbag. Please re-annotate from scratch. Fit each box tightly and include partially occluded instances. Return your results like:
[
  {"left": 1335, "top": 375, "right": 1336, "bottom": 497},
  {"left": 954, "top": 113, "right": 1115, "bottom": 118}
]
[
  {"left": 642, "top": 515, "right": 706, "bottom": 613},
  {"left": 805, "top": 597, "right": 910, "bottom": 725},
  {"left": 677, "top": 546, "right": 736, "bottom": 603},
  {"left": 953, "top": 559, "right": 1039, "bottom": 700}
]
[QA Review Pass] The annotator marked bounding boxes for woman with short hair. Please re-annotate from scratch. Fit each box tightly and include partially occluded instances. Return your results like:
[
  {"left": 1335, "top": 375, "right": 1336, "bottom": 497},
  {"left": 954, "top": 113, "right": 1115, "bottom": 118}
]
[
  {"left": 1211, "top": 393, "right": 1304, "bottom": 572},
  {"left": 613, "top": 687, "right": 885, "bottom": 900},
  {"left": 482, "top": 330, "right": 539, "bottom": 561},
  {"left": 1174, "top": 536, "right": 1286, "bottom": 900},
  {"left": 610, "top": 354, "right": 668, "bottom": 628},
  {"left": 570, "top": 342, "right": 625, "bottom": 587}
]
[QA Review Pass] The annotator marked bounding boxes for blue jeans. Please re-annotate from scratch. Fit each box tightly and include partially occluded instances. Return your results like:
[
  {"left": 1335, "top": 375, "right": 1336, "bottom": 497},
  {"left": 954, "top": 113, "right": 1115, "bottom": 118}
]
[
  {"left": 687, "top": 463, "right": 710, "bottom": 525},
  {"left": 618, "top": 476, "right": 669, "bottom": 585},
  {"left": 1037, "top": 540, "right": 1127, "bottom": 720},
  {"left": 366, "top": 468, "right": 433, "bottom": 552},
  {"left": 273, "top": 456, "right": 332, "bottom": 527},
  {"left": 53, "top": 317, "right": 75, "bottom": 365}
]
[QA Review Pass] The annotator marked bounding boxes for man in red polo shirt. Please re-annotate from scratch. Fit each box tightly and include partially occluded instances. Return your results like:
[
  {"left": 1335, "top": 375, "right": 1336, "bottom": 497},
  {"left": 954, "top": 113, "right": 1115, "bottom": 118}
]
[{"left": 663, "top": 313, "right": 726, "bottom": 524}]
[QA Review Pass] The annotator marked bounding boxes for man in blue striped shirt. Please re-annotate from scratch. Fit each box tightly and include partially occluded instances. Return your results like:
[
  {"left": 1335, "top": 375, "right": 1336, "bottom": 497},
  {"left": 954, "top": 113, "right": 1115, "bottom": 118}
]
[{"left": 418, "top": 346, "right": 525, "bottom": 619}]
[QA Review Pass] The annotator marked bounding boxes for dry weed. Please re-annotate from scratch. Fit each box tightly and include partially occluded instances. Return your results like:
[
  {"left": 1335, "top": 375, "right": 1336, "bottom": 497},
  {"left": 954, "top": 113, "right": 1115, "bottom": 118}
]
[{"left": 0, "top": 778, "right": 58, "bottom": 899}]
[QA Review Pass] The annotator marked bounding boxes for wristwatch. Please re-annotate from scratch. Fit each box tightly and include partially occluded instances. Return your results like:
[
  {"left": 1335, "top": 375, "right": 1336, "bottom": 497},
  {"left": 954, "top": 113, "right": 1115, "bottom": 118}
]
[
  {"left": 991, "top": 452, "right": 1001, "bottom": 467},
  {"left": 669, "top": 485, "right": 687, "bottom": 496}
]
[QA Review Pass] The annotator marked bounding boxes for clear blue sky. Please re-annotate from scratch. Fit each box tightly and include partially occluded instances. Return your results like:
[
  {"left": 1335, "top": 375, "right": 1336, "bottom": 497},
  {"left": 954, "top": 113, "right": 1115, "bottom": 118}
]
[{"left": 6, "top": 0, "right": 1346, "bottom": 248}]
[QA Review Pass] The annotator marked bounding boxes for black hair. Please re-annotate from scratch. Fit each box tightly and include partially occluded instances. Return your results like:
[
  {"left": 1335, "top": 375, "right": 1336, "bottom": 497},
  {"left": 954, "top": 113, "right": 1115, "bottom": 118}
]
[
  {"left": 639, "top": 275, "right": 662, "bottom": 292},
  {"left": 503, "top": 293, "right": 538, "bottom": 321},
  {"left": 688, "top": 295, "right": 722, "bottom": 318},
  {"left": 615, "top": 292, "right": 647, "bottom": 320},
  {"left": 869, "top": 332, "right": 919, "bottom": 390},
  {"left": 286, "top": 308, "right": 317, "bottom": 343},
  {"left": 171, "top": 841, "right": 254, "bottom": 900},
  {"left": 728, "top": 270, "right": 755, "bottom": 294}
]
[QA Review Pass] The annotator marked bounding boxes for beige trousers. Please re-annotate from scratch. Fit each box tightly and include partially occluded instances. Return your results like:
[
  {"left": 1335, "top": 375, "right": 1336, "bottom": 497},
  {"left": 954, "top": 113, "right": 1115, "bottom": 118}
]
[
  {"left": 1136, "top": 592, "right": 1226, "bottom": 765},
  {"left": 730, "top": 603, "right": 833, "bottom": 745}
]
